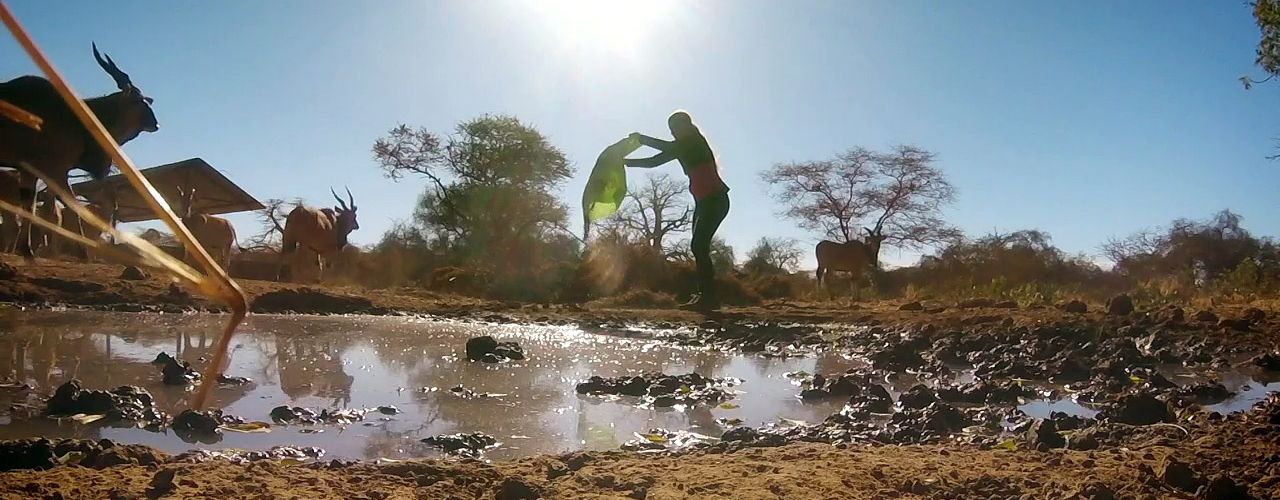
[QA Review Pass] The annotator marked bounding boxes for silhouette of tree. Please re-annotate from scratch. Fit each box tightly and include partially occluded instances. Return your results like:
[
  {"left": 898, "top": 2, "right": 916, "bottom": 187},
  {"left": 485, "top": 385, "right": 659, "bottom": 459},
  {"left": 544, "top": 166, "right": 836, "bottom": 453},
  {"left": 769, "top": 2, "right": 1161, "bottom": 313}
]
[
  {"left": 242, "top": 198, "right": 294, "bottom": 251},
  {"left": 743, "top": 237, "right": 801, "bottom": 275},
  {"left": 612, "top": 173, "right": 692, "bottom": 252},
  {"left": 761, "top": 145, "right": 959, "bottom": 248}
]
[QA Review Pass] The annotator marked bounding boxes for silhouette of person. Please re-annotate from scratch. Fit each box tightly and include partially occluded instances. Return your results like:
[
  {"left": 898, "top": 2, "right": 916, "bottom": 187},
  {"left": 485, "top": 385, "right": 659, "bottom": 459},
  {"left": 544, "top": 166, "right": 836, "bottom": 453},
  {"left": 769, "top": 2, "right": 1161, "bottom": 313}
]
[{"left": 627, "top": 111, "right": 730, "bottom": 311}]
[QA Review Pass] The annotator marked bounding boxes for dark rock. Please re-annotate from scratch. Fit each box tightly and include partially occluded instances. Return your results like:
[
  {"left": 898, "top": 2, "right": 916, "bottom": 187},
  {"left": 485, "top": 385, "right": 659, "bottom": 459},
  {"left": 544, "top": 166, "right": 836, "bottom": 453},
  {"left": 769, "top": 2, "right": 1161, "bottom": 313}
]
[
  {"left": 268, "top": 405, "right": 366, "bottom": 425},
  {"left": 1099, "top": 393, "right": 1174, "bottom": 425},
  {"left": 1164, "top": 306, "right": 1185, "bottom": 324},
  {"left": 576, "top": 373, "right": 736, "bottom": 407},
  {"left": 1193, "top": 310, "right": 1219, "bottom": 323},
  {"left": 897, "top": 385, "right": 938, "bottom": 410},
  {"left": 480, "top": 353, "right": 502, "bottom": 364},
  {"left": 151, "top": 352, "right": 175, "bottom": 365},
  {"left": 45, "top": 380, "right": 165, "bottom": 426},
  {"left": 1067, "top": 429, "right": 1100, "bottom": 451},
  {"left": 148, "top": 468, "right": 177, "bottom": 497},
  {"left": 720, "top": 427, "right": 759, "bottom": 442},
  {"left": 1199, "top": 474, "right": 1248, "bottom": 500},
  {"left": 171, "top": 410, "right": 221, "bottom": 435},
  {"left": 1062, "top": 300, "right": 1088, "bottom": 314},
  {"left": 465, "top": 336, "right": 499, "bottom": 361},
  {"left": 1027, "top": 419, "right": 1064, "bottom": 449},
  {"left": 216, "top": 374, "right": 252, "bottom": 385},
  {"left": 1242, "top": 307, "right": 1266, "bottom": 323},
  {"left": 119, "top": 266, "right": 147, "bottom": 280},
  {"left": 1157, "top": 457, "right": 1202, "bottom": 493},
  {"left": 1251, "top": 352, "right": 1280, "bottom": 371},
  {"left": 421, "top": 432, "right": 498, "bottom": 456},
  {"left": 992, "top": 300, "right": 1019, "bottom": 309},
  {"left": 897, "top": 301, "right": 923, "bottom": 311},
  {"left": 1106, "top": 295, "right": 1134, "bottom": 316},
  {"left": 0, "top": 262, "right": 17, "bottom": 280},
  {"left": 376, "top": 405, "right": 400, "bottom": 415},
  {"left": 1217, "top": 318, "right": 1251, "bottom": 332},
  {"left": 1175, "top": 382, "right": 1233, "bottom": 405},
  {"left": 160, "top": 357, "right": 201, "bottom": 386},
  {"left": 497, "top": 478, "right": 541, "bottom": 500}
]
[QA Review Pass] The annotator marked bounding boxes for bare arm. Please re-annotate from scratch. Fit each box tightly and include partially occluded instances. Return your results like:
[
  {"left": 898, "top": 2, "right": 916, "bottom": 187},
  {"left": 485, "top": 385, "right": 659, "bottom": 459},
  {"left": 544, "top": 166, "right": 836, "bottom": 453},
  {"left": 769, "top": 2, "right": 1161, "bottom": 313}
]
[
  {"left": 633, "top": 133, "right": 675, "bottom": 151},
  {"left": 625, "top": 150, "right": 677, "bottom": 169}
]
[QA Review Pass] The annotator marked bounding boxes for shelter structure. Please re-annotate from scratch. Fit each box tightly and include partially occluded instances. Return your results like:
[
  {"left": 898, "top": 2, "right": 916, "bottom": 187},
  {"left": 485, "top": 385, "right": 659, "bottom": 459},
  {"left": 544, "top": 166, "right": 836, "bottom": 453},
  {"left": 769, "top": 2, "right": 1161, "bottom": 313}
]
[{"left": 71, "top": 157, "right": 263, "bottom": 222}]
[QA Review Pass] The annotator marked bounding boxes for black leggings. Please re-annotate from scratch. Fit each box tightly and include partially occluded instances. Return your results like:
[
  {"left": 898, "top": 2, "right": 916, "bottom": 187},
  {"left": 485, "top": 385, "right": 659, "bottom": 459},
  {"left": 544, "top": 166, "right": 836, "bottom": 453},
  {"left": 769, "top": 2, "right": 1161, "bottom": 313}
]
[{"left": 691, "top": 191, "right": 729, "bottom": 299}]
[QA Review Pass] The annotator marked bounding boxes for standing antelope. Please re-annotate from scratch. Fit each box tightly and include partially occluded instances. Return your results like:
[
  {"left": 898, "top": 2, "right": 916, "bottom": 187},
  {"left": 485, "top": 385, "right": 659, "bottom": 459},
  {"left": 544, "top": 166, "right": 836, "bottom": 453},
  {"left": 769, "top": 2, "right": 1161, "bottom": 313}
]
[
  {"left": 54, "top": 199, "right": 115, "bottom": 259},
  {"left": 278, "top": 188, "right": 359, "bottom": 282},
  {"left": 30, "top": 190, "right": 61, "bottom": 257},
  {"left": 815, "top": 228, "right": 886, "bottom": 287},
  {"left": 175, "top": 186, "right": 236, "bottom": 268},
  {"left": 0, "top": 43, "right": 158, "bottom": 258}
]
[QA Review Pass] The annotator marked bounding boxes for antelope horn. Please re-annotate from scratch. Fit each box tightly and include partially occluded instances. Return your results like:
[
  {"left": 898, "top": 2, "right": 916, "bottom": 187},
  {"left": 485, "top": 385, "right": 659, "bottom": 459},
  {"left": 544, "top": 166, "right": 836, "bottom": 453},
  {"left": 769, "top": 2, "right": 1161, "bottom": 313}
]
[
  {"left": 92, "top": 42, "right": 132, "bottom": 91},
  {"left": 331, "top": 187, "right": 348, "bottom": 210},
  {"left": 345, "top": 187, "right": 355, "bottom": 210}
]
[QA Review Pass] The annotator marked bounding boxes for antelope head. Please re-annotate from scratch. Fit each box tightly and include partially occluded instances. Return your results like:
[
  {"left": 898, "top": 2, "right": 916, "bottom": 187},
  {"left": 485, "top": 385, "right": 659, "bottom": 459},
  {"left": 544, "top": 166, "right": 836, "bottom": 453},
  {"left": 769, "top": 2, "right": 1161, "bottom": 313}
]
[
  {"left": 93, "top": 43, "right": 158, "bottom": 142},
  {"left": 331, "top": 187, "right": 359, "bottom": 247}
]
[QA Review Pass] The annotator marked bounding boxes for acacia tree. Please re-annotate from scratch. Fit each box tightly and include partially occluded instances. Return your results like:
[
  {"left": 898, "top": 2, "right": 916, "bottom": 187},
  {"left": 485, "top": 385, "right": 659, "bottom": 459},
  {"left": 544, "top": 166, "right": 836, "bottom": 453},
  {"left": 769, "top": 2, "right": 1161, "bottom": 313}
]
[
  {"left": 242, "top": 198, "right": 296, "bottom": 251},
  {"left": 372, "top": 115, "right": 574, "bottom": 293},
  {"left": 612, "top": 173, "right": 692, "bottom": 251},
  {"left": 761, "top": 145, "right": 959, "bottom": 248}
]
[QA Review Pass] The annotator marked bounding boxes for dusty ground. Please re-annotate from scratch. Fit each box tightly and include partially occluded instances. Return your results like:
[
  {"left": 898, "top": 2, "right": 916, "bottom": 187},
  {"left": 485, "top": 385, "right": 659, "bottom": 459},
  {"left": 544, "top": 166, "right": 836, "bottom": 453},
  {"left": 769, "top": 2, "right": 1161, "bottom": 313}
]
[
  {"left": 0, "top": 395, "right": 1277, "bottom": 499},
  {"left": 2, "top": 256, "right": 1280, "bottom": 499}
]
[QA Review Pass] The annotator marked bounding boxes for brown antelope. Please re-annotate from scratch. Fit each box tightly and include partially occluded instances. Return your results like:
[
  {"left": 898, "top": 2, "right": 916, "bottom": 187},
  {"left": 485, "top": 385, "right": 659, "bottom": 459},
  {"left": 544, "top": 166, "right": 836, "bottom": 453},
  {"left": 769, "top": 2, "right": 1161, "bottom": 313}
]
[
  {"left": 175, "top": 186, "right": 236, "bottom": 268},
  {"left": 815, "top": 228, "right": 886, "bottom": 286},
  {"left": 0, "top": 43, "right": 158, "bottom": 258},
  {"left": 278, "top": 188, "right": 359, "bottom": 282}
]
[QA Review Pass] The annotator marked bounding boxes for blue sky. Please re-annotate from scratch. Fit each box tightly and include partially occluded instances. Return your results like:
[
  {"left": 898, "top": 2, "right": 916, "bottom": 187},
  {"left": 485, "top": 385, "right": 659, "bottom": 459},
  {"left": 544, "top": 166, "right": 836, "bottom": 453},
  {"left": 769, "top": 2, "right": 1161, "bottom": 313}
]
[{"left": 3, "top": 1, "right": 1277, "bottom": 268}]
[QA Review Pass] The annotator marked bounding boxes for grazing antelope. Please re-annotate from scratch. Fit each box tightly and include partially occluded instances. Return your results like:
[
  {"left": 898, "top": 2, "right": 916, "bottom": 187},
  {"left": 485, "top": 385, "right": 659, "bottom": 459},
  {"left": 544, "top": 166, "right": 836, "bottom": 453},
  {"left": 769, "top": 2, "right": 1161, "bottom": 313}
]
[
  {"left": 278, "top": 188, "right": 359, "bottom": 282},
  {"left": 815, "top": 228, "right": 886, "bottom": 287},
  {"left": 175, "top": 186, "right": 236, "bottom": 268},
  {"left": 0, "top": 43, "right": 158, "bottom": 258}
]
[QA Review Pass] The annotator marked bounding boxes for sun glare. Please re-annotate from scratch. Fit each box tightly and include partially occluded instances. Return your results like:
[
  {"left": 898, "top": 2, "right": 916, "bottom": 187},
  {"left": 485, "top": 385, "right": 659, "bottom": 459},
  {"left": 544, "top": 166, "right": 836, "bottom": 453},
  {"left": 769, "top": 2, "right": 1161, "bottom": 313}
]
[{"left": 532, "top": 0, "right": 674, "bottom": 56}]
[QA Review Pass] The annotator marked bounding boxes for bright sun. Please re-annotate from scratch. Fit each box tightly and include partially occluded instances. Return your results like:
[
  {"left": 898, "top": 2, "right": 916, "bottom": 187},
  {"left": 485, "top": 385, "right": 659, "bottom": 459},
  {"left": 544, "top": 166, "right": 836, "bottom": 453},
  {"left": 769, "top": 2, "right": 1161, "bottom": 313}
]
[{"left": 531, "top": 0, "right": 674, "bottom": 56}]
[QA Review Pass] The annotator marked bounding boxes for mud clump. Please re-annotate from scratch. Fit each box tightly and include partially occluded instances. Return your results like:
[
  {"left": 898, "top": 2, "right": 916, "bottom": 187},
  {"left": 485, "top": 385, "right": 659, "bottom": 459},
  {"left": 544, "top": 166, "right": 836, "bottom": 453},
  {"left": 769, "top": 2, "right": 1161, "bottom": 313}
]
[
  {"left": 0, "top": 262, "right": 17, "bottom": 280},
  {"left": 1217, "top": 318, "right": 1251, "bottom": 332},
  {"left": 956, "top": 298, "right": 995, "bottom": 309},
  {"left": 250, "top": 288, "right": 377, "bottom": 314},
  {"left": 1061, "top": 300, "right": 1088, "bottom": 314},
  {"left": 217, "top": 374, "right": 253, "bottom": 385},
  {"left": 1242, "top": 307, "right": 1267, "bottom": 323},
  {"left": 421, "top": 432, "right": 498, "bottom": 456},
  {"left": 160, "top": 356, "right": 201, "bottom": 385},
  {"left": 576, "top": 372, "right": 738, "bottom": 407},
  {"left": 1194, "top": 310, "right": 1219, "bottom": 323},
  {"left": 897, "top": 384, "right": 939, "bottom": 410},
  {"left": 464, "top": 336, "right": 526, "bottom": 363},
  {"left": 1251, "top": 352, "right": 1280, "bottom": 371},
  {"left": 1027, "top": 419, "right": 1065, "bottom": 450},
  {"left": 119, "top": 265, "right": 147, "bottom": 280},
  {"left": 0, "top": 438, "right": 167, "bottom": 471},
  {"left": 798, "top": 371, "right": 875, "bottom": 400},
  {"left": 45, "top": 380, "right": 166, "bottom": 427},
  {"left": 1098, "top": 393, "right": 1174, "bottom": 425},
  {"left": 897, "top": 301, "right": 923, "bottom": 311},
  {"left": 1158, "top": 457, "right": 1203, "bottom": 493},
  {"left": 1106, "top": 295, "right": 1134, "bottom": 316},
  {"left": 171, "top": 409, "right": 245, "bottom": 444},
  {"left": 269, "top": 405, "right": 367, "bottom": 425}
]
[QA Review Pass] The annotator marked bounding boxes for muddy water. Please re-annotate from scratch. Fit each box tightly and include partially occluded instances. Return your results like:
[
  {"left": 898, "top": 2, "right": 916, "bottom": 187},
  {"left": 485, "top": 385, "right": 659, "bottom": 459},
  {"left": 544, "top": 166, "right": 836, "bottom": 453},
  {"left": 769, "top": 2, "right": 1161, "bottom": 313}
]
[
  {"left": 1, "top": 310, "right": 1276, "bottom": 460},
  {"left": 0, "top": 310, "right": 864, "bottom": 460}
]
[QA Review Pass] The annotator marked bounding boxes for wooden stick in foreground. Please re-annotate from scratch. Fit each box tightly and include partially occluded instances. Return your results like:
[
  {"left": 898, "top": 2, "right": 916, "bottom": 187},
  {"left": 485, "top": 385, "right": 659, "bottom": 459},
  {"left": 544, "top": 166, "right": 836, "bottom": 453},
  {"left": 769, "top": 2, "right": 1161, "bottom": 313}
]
[{"left": 0, "top": 0, "right": 247, "bottom": 410}]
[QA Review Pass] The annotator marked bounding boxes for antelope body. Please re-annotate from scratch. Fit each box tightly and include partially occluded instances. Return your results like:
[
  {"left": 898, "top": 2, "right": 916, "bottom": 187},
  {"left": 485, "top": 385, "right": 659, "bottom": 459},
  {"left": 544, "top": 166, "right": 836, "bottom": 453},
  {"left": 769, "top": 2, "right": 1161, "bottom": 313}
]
[
  {"left": 0, "top": 44, "right": 158, "bottom": 257},
  {"left": 278, "top": 188, "right": 359, "bottom": 282},
  {"left": 175, "top": 186, "right": 236, "bottom": 268},
  {"left": 815, "top": 228, "right": 886, "bottom": 286}
]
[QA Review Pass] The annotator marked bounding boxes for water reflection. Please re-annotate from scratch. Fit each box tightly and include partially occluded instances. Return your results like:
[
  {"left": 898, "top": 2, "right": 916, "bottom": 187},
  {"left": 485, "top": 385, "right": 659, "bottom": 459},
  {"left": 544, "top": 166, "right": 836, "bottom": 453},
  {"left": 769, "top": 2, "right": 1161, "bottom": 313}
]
[{"left": 0, "top": 311, "right": 844, "bottom": 459}]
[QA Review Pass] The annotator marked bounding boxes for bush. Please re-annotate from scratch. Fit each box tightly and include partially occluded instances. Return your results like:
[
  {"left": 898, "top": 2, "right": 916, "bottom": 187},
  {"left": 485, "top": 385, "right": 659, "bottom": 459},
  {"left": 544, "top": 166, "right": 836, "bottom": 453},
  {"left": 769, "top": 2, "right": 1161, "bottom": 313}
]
[{"left": 590, "top": 290, "right": 677, "bottom": 309}]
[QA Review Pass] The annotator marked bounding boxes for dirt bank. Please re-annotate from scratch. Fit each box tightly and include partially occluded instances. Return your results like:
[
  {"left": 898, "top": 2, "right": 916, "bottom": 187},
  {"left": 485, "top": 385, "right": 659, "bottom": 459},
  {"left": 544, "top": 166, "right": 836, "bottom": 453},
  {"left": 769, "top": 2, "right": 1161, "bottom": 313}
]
[{"left": 1, "top": 394, "right": 1277, "bottom": 499}]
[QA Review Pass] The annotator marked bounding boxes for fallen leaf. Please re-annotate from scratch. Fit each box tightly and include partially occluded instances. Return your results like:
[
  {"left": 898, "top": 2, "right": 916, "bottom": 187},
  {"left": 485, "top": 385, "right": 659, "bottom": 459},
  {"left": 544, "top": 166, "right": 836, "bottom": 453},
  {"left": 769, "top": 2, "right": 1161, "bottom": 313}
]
[
  {"left": 636, "top": 432, "right": 668, "bottom": 443},
  {"left": 718, "top": 403, "right": 740, "bottom": 410},
  {"left": 998, "top": 439, "right": 1018, "bottom": 451},
  {"left": 69, "top": 413, "right": 105, "bottom": 424},
  {"left": 222, "top": 421, "right": 272, "bottom": 433}
]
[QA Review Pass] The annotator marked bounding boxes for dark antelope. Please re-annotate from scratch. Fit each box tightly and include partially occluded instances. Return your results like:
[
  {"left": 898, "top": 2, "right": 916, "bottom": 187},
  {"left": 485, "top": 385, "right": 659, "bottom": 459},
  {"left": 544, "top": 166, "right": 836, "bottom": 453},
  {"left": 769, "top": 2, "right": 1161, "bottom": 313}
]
[
  {"left": 0, "top": 43, "right": 158, "bottom": 257},
  {"left": 278, "top": 188, "right": 359, "bottom": 282},
  {"left": 815, "top": 228, "right": 886, "bottom": 286}
]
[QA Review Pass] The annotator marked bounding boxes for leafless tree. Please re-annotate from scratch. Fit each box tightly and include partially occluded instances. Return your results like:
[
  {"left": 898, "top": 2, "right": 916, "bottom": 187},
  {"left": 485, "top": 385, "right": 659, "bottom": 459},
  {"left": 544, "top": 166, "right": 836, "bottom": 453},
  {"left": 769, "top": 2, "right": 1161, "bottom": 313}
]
[
  {"left": 613, "top": 173, "right": 692, "bottom": 251},
  {"left": 241, "top": 198, "right": 293, "bottom": 251},
  {"left": 761, "top": 145, "right": 959, "bottom": 248},
  {"left": 743, "top": 237, "right": 802, "bottom": 275}
]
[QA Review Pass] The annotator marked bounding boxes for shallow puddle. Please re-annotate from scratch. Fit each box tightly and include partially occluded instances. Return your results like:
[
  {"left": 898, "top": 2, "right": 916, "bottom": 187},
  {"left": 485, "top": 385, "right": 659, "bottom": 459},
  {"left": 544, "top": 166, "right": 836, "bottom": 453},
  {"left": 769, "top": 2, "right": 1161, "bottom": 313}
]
[{"left": 0, "top": 310, "right": 860, "bottom": 460}]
